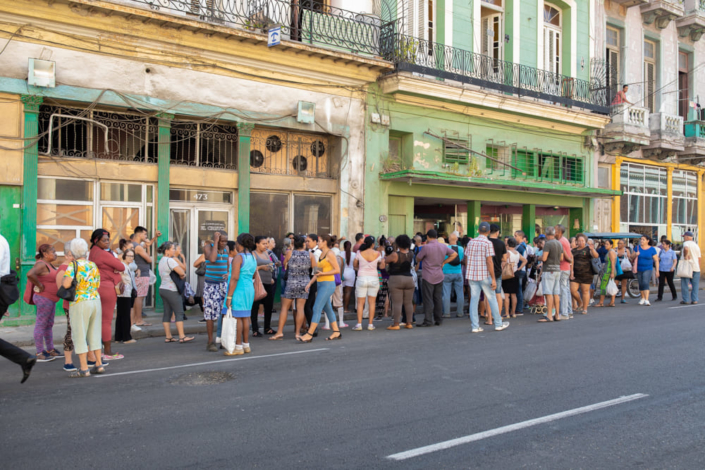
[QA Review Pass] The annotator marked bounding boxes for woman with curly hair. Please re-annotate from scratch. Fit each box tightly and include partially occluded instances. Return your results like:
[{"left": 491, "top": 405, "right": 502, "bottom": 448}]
[
  {"left": 224, "top": 233, "right": 258, "bottom": 355},
  {"left": 26, "top": 244, "right": 61, "bottom": 362}
]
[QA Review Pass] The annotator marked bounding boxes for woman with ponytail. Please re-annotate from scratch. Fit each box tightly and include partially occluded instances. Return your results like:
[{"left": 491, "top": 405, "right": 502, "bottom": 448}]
[
  {"left": 26, "top": 244, "right": 60, "bottom": 362},
  {"left": 224, "top": 233, "right": 258, "bottom": 355},
  {"left": 89, "top": 229, "right": 125, "bottom": 361},
  {"left": 158, "top": 241, "right": 193, "bottom": 343}
]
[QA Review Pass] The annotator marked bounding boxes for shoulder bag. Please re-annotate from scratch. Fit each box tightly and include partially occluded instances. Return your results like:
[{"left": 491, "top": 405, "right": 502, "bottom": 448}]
[
  {"left": 676, "top": 254, "right": 693, "bottom": 279},
  {"left": 501, "top": 261, "right": 515, "bottom": 280},
  {"left": 195, "top": 262, "right": 206, "bottom": 276},
  {"left": 169, "top": 260, "right": 186, "bottom": 295},
  {"left": 253, "top": 269, "right": 267, "bottom": 301},
  {"left": 57, "top": 261, "right": 78, "bottom": 302}
]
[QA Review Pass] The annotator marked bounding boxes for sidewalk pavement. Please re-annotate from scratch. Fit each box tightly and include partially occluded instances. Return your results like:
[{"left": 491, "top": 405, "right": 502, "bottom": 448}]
[{"left": 2, "top": 283, "right": 701, "bottom": 347}]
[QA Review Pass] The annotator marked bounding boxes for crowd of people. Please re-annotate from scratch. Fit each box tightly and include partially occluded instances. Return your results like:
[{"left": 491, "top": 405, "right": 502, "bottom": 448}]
[{"left": 0, "top": 221, "right": 701, "bottom": 382}]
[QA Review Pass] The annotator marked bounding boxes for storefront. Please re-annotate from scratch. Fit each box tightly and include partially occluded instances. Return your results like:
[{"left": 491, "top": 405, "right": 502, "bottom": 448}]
[{"left": 614, "top": 158, "right": 703, "bottom": 246}]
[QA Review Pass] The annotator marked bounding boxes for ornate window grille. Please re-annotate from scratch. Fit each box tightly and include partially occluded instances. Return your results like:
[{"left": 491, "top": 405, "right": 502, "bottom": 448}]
[
  {"left": 170, "top": 121, "right": 238, "bottom": 170},
  {"left": 37, "top": 105, "right": 158, "bottom": 162},
  {"left": 249, "top": 128, "right": 332, "bottom": 178}
]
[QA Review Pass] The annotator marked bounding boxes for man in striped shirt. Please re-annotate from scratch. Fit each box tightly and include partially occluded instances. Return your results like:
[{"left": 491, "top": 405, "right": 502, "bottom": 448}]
[{"left": 465, "top": 222, "right": 509, "bottom": 333}]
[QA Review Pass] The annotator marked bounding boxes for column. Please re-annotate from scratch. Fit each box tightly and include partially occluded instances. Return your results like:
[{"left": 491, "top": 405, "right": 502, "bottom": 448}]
[
  {"left": 612, "top": 158, "right": 622, "bottom": 232},
  {"left": 666, "top": 167, "right": 673, "bottom": 241},
  {"left": 155, "top": 112, "right": 174, "bottom": 311},
  {"left": 467, "top": 200, "right": 481, "bottom": 238},
  {"left": 698, "top": 171, "right": 704, "bottom": 271},
  {"left": 237, "top": 122, "right": 254, "bottom": 234},
  {"left": 569, "top": 207, "right": 583, "bottom": 238},
  {"left": 20, "top": 95, "right": 43, "bottom": 316},
  {"left": 522, "top": 204, "right": 536, "bottom": 242}
]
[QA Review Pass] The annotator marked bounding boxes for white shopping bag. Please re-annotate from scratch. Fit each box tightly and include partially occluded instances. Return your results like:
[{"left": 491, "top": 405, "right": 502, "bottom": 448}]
[
  {"left": 221, "top": 308, "right": 237, "bottom": 354},
  {"left": 536, "top": 281, "right": 543, "bottom": 297},
  {"left": 606, "top": 280, "right": 619, "bottom": 297},
  {"left": 524, "top": 279, "right": 537, "bottom": 302}
]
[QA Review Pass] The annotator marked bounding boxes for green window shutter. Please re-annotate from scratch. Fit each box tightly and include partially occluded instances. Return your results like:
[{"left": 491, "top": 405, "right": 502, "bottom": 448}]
[{"left": 443, "top": 137, "right": 470, "bottom": 164}]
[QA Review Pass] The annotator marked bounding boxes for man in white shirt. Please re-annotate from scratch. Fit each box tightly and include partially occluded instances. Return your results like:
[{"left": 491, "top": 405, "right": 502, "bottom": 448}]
[
  {"left": 0, "top": 232, "right": 9, "bottom": 277},
  {"left": 681, "top": 231, "right": 701, "bottom": 304}
]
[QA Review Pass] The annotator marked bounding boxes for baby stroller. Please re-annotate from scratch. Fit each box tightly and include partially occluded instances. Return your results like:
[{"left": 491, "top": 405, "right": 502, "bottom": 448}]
[{"left": 526, "top": 265, "right": 547, "bottom": 315}]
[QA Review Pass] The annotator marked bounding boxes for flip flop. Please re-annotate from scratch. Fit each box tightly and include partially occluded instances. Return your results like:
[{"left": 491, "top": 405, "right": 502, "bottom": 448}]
[
  {"left": 135, "top": 323, "right": 152, "bottom": 327},
  {"left": 537, "top": 318, "right": 553, "bottom": 323},
  {"left": 179, "top": 336, "right": 195, "bottom": 343},
  {"left": 165, "top": 337, "right": 177, "bottom": 343},
  {"left": 268, "top": 335, "right": 284, "bottom": 341}
]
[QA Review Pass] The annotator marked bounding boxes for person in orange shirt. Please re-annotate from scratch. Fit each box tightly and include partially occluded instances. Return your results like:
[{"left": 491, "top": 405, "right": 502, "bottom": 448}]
[{"left": 611, "top": 85, "right": 633, "bottom": 105}]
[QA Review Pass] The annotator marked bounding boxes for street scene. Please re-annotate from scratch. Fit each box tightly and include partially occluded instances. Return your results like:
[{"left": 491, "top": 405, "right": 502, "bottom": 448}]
[{"left": 1, "top": 0, "right": 705, "bottom": 468}]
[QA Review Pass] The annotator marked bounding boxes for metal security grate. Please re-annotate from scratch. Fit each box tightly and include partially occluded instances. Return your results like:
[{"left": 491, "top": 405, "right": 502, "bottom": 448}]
[
  {"left": 249, "top": 128, "right": 332, "bottom": 178},
  {"left": 443, "top": 136, "right": 470, "bottom": 164},
  {"left": 170, "top": 121, "right": 238, "bottom": 170}
]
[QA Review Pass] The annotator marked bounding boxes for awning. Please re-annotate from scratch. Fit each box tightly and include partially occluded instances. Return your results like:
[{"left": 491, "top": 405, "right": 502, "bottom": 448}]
[{"left": 379, "top": 169, "right": 622, "bottom": 198}]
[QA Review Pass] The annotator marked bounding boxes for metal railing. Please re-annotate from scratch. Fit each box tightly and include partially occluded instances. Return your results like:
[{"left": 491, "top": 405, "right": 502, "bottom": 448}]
[
  {"left": 381, "top": 33, "right": 610, "bottom": 114},
  {"left": 484, "top": 143, "right": 585, "bottom": 186},
  {"left": 37, "top": 105, "right": 159, "bottom": 162},
  {"left": 170, "top": 121, "right": 239, "bottom": 170},
  {"left": 249, "top": 128, "right": 332, "bottom": 178},
  {"left": 122, "top": 0, "right": 384, "bottom": 55}
]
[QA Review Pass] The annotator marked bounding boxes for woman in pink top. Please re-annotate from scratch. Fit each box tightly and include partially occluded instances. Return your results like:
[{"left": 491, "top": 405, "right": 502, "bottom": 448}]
[
  {"left": 352, "top": 236, "right": 385, "bottom": 331},
  {"left": 26, "top": 244, "right": 61, "bottom": 362}
]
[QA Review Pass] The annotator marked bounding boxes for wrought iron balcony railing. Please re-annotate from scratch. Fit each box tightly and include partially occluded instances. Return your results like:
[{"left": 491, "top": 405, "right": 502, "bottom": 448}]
[
  {"left": 381, "top": 33, "right": 610, "bottom": 114},
  {"left": 123, "top": 0, "right": 384, "bottom": 55}
]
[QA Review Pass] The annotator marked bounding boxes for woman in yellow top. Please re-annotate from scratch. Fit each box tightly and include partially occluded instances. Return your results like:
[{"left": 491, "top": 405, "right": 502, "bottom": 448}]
[{"left": 300, "top": 235, "right": 342, "bottom": 342}]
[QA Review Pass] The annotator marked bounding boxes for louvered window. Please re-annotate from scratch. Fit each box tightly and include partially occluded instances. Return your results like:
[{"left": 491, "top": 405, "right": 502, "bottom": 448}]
[
  {"left": 443, "top": 137, "right": 470, "bottom": 164},
  {"left": 644, "top": 39, "right": 656, "bottom": 113},
  {"left": 606, "top": 27, "right": 620, "bottom": 103},
  {"left": 543, "top": 3, "right": 562, "bottom": 75}
]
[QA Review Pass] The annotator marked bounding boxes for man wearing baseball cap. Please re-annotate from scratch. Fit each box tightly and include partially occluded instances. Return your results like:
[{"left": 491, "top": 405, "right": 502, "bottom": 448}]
[
  {"left": 465, "top": 222, "right": 509, "bottom": 333},
  {"left": 680, "top": 231, "right": 701, "bottom": 305}
]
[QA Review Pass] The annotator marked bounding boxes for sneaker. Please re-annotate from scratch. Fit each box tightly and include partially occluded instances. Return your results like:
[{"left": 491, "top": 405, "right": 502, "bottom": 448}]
[
  {"left": 400, "top": 322, "right": 406, "bottom": 326},
  {"left": 495, "top": 322, "right": 510, "bottom": 331},
  {"left": 198, "top": 319, "right": 207, "bottom": 323},
  {"left": 442, "top": 314, "right": 451, "bottom": 318},
  {"left": 63, "top": 363, "right": 77, "bottom": 372},
  {"left": 36, "top": 353, "right": 55, "bottom": 363},
  {"left": 638, "top": 299, "right": 645, "bottom": 305},
  {"left": 644, "top": 300, "right": 651, "bottom": 306},
  {"left": 321, "top": 325, "right": 331, "bottom": 330},
  {"left": 589, "top": 299, "right": 595, "bottom": 306},
  {"left": 131, "top": 325, "right": 142, "bottom": 332},
  {"left": 243, "top": 344, "right": 251, "bottom": 354},
  {"left": 87, "top": 360, "right": 108, "bottom": 367},
  {"left": 621, "top": 299, "right": 628, "bottom": 304},
  {"left": 207, "top": 342, "right": 218, "bottom": 352},
  {"left": 215, "top": 337, "right": 221, "bottom": 344},
  {"left": 471, "top": 328, "right": 484, "bottom": 333},
  {"left": 339, "top": 322, "right": 349, "bottom": 328},
  {"left": 352, "top": 324, "right": 363, "bottom": 331},
  {"left": 367, "top": 324, "right": 376, "bottom": 331},
  {"left": 47, "top": 349, "right": 64, "bottom": 358},
  {"left": 456, "top": 313, "right": 465, "bottom": 318}
]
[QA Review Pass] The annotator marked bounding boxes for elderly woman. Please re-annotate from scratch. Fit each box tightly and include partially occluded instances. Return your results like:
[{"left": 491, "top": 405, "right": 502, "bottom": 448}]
[
  {"left": 63, "top": 238, "right": 105, "bottom": 377},
  {"left": 89, "top": 229, "right": 125, "bottom": 361},
  {"left": 56, "top": 243, "right": 77, "bottom": 371},
  {"left": 27, "top": 244, "right": 61, "bottom": 362}
]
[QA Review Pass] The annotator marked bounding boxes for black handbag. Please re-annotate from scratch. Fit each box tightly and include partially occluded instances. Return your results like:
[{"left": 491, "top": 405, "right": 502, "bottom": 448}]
[
  {"left": 170, "top": 266, "right": 186, "bottom": 295},
  {"left": 195, "top": 262, "right": 206, "bottom": 276},
  {"left": 57, "top": 262, "right": 78, "bottom": 302}
]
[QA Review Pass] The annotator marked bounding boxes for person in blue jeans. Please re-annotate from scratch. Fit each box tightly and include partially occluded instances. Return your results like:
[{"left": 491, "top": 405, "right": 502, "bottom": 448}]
[
  {"left": 442, "top": 232, "right": 465, "bottom": 318},
  {"left": 680, "top": 231, "right": 701, "bottom": 304},
  {"left": 633, "top": 235, "right": 658, "bottom": 307}
]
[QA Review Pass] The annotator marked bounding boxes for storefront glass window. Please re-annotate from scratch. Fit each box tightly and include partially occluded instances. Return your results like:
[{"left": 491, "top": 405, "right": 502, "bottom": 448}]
[
  {"left": 620, "top": 163, "right": 667, "bottom": 239},
  {"left": 250, "top": 192, "right": 290, "bottom": 256},
  {"left": 294, "top": 195, "right": 332, "bottom": 237},
  {"left": 672, "top": 170, "right": 698, "bottom": 243}
]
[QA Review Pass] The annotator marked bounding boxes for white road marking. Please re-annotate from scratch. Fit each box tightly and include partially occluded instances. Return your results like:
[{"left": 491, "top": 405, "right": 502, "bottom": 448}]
[
  {"left": 386, "top": 393, "right": 648, "bottom": 461},
  {"left": 95, "top": 348, "right": 329, "bottom": 378},
  {"left": 668, "top": 304, "right": 701, "bottom": 309}
]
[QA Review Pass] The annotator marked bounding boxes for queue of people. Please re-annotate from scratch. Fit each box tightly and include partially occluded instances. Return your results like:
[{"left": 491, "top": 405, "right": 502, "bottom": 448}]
[{"left": 1, "top": 222, "right": 702, "bottom": 382}]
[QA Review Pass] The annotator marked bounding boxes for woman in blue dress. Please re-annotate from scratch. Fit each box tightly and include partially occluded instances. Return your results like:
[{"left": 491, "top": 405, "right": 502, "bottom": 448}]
[{"left": 224, "top": 233, "right": 257, "bottom": 356}]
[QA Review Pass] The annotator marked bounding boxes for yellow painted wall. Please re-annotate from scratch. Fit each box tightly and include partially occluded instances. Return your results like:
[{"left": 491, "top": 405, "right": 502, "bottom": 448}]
[
  {"left": 0, "top": 93, "right": 23, "bottom": 185},
  {"left": 170, "top": 166, "right": 237, "bottom": 190},
  {"left": 38, "top": 158, "right": 159, "bottom": 181}
]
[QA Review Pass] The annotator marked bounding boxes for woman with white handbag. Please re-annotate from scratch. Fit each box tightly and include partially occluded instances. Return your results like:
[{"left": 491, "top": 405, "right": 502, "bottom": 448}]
[{"left": 614, "top": 240, "right": 635, "bottom": 304}]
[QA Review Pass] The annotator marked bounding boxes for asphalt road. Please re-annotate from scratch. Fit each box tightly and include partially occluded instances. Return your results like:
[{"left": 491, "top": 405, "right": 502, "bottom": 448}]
[{"left": 2, "top": 298, "right": 705, "bottom": 469}]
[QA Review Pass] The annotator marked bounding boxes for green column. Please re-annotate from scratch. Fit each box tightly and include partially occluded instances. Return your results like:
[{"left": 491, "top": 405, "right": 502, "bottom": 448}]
[
  {"left": 20, "top": 95, "right": 43, "bottom": 316},
  {"left": 467, "top": 200, "right": 481, "bottom": 238},
  {"left": 155, "top": 113, "right": 173, "bottom": 311},
  {"left": 522, "top": 204, "right": 536, "bottom": 243},
  {"left": 237, "top": 122, "right": 254, "bottom": 234},
  {"left": 569, "top": 207, "right": 584, "bottom": 238}
]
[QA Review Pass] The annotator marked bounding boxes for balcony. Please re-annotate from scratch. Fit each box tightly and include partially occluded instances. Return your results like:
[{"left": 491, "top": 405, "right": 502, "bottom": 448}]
[
  {"left": 642, "top": 113, "right": 685, "bottom": 160},
  {"left": 112, "top": 0, "right": 387, "bottom": 55},
  {"left": 602, "top": 105, "right": 651, "bottom": 155},
  {"left": 676, "top": 1, "right": 705, "bottom": 41},
  {"left": 641, "top": 0, "right": 685, "bottom": 29},
  {"left": 609, "top": 0, "right": 649, "bottom": 6},
  {"left": 380, "top": 34, "right": 611, "bottom": 115},
  {"left": 678, "top": 120, "right": 705, "bottom": 163}
]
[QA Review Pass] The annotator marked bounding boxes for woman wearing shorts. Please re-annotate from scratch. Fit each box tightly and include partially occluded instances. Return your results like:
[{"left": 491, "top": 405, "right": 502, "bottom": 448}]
[
  {"left": 570, "top": 234, "right": 598, "bottom": 314},
  {"left": 634, "top": 236, "right": 659, "bottom": 306},
  {"left": 352, "top": 236, "right": 384, "bottom": 331},
  {"left": 614, "top": 240, "right": 635, "bottom": 304}
]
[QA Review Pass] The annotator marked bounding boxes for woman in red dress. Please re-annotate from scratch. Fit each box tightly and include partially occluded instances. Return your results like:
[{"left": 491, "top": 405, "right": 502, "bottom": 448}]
[{"left": 89, "top": 229, "right": 125, "bottom": 361}]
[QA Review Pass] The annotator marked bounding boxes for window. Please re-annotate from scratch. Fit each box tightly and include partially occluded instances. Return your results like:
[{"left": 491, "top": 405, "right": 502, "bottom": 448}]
[
  {"left": 562, "top": 156, "right": 584, "bottom": 184},
  {"left": 401, "top": 0, "right": 434, "bottom": 44},
  {"left": 37, "top": 105, "right": 158, "bottom": 162},
  {"left": 598, "top": 166, "right": 611, "bottom": 189},
  {"left": 482, "top": 14, "right": 503, "bottom": 72},
  {"left": 543, "top": 4, "right": 562, "bottom": 75},
  {"left": 644, "top": 39, "right": 657, "bottom": 113},
  {"left": 606, "top": 27, "right": 620, "bottom": 103},
  {"left": 249, "top": 129, "right": 332, "bottom": 178},
  {"left": 619, "top": 163, "right": 667, "bottom": 227},
  {"left": 678, "top": 52, "right": 689, "bottom": 122},
  {"left": 170, "top": 121, "right": 238, "bottom": 170},
  {"left": 443, "top": 137, "right": 470, "bottom": 164}
]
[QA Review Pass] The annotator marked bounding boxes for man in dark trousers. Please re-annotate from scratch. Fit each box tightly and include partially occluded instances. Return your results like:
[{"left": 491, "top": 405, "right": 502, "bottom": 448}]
[
  {"left": 416, "top": 229, "right": 457, "bottom": 326},
  {"left": 304, "top": 234, "right": 321, "bottom": 335},
  {"left": 0, "top": 230, "right": 36, "bottom": 383}
]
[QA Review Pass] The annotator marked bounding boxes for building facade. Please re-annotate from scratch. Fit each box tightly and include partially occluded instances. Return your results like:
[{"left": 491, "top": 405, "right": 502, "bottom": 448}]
[
  {"left": 0, "top": 0, "right": 389, "bottom": 318},
  {"left": 597, "top": 0, "right": 705, "bottom": 251},
  {"left": 364, "top": 0, "right": 618, "bottom": 240}
]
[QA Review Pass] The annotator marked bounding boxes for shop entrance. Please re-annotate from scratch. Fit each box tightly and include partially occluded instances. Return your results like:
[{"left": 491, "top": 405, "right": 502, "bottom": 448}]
[{"left": 169, "top": 188, "right": 235, "bottom": 286}]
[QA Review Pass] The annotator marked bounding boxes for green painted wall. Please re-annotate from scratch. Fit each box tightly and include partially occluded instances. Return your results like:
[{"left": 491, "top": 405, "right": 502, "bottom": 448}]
[
  {"left": 437, "top": 0, "right": 446, "bottom": 45},
  {"left": 519, "top": 0, "right": 538, "bottom": 68},
  {"left": 0, "top": 186, "right": 21, "bottom": 316},
  {"left": 453, "top": 0, "right": 473, "bottom": 52},
  {"left": 504, "top": 0, "right": 516, "bottom": 64}
]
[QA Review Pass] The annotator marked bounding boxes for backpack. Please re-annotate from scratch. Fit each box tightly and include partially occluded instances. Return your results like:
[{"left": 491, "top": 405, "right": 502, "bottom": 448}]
[{"left": 448, "top": 246, "right": 461, "bottom": 266}]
